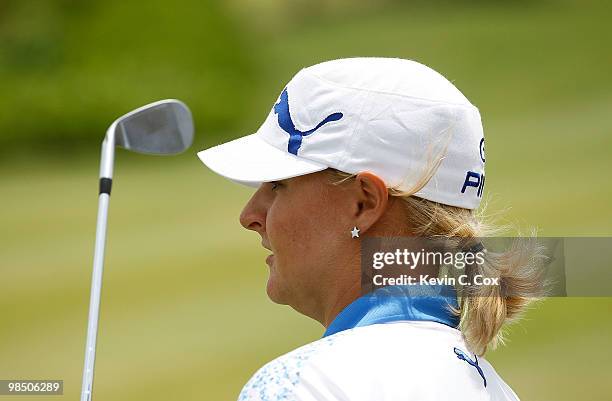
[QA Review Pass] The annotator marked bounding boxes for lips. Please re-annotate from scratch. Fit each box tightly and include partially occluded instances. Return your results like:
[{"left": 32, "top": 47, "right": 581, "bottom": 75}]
[
  {"left": 266, "top": 254, "right": 274, "bottom": 265},
  {"left": 261, "top": 240, "right": 274, "bottom": 265}
]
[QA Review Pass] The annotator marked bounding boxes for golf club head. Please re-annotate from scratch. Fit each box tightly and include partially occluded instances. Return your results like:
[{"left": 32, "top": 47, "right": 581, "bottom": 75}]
[{"left": 110, "top": 99, "right": 194, "bottom": 155}]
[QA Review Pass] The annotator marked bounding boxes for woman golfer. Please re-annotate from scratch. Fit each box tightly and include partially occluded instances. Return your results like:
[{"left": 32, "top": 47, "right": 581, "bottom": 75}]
[{"left": 198, "top": 58, "right": 537, "bottom": 400}]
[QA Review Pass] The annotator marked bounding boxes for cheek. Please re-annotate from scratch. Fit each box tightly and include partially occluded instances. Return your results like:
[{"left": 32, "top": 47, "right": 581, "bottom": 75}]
[
  {"left": 267, "top": 204, "right": 313, "bottom": 256},
  {"left": 268, "top": 192, "right": 344, "bottom": 261}
]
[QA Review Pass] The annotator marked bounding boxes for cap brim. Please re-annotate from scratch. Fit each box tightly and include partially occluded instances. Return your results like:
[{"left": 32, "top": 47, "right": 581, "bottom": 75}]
[{"left": 197, "top": 134, "right": 328, "bottom": 188}]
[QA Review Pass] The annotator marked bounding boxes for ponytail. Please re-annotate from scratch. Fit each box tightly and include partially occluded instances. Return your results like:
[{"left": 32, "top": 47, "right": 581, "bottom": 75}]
[{"left": 457, "top": 237, "right": 546, "bottom": 354}]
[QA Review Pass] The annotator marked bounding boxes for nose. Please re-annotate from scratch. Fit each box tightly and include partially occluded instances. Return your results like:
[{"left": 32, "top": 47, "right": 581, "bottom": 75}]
[{"left": 239, "top": 186, "right": 268, "bottom": 234}]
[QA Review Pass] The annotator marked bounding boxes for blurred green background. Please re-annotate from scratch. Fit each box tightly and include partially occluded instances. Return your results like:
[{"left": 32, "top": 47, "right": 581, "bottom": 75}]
[{"left": 1, "top": 0, "right": 611, "bottom": 400}]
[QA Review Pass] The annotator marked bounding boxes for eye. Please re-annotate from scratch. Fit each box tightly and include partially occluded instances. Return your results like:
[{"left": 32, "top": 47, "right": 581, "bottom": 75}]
[{"left": 270, "top": 181, "right": 282, "bottom": 191}]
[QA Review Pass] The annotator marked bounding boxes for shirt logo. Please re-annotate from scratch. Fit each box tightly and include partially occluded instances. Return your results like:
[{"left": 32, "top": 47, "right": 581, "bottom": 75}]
[
  {"left": 273, "top": 88, "right": 343, "bottom": 155},
  {"left": 454, "top": 347, "right": 487, "bottom": 387}
]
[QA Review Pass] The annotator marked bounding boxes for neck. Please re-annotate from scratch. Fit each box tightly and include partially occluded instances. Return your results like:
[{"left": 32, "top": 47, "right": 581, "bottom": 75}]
[
  {"left": 321, "top": 279, "right": 362, "bottom": 328},
  {"left": 288, "top": 252, "right": 362, "bottom": 329}
]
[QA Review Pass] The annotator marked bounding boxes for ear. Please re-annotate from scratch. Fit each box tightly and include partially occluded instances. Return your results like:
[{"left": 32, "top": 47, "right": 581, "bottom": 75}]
[{"left": 351, "top": 172, "right": 389, "bottom": 233}]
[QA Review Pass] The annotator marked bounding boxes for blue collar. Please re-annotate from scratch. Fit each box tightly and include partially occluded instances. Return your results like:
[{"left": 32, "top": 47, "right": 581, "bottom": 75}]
[{"left": 323, "top": 285, "right": 460, "bottom": 338}]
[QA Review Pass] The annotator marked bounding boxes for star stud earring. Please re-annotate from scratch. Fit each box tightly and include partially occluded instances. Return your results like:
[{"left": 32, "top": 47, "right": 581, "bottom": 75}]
[{"left": 351, "top": 227, "right": 360, "bottom": 238}]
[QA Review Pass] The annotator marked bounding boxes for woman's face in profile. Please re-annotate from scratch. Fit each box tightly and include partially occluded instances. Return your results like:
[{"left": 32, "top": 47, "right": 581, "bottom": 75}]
[{"left": 239, "top": 171, "right": 354, "bottom": 309}]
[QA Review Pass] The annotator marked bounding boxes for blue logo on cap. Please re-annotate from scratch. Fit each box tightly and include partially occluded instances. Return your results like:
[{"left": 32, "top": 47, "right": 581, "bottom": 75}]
[{"left": 273, "top": 88, "right": 343, "bottom": 155}]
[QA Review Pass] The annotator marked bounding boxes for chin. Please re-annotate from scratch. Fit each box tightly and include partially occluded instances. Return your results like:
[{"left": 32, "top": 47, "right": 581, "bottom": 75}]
[{"left": 265, "top": 274, "right": 289, "bottom": 305}]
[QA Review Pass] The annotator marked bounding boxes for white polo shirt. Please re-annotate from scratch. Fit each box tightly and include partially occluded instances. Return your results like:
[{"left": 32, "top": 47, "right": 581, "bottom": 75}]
[{"left": 238, "top": 286, "right": 520, "bottom": 401}]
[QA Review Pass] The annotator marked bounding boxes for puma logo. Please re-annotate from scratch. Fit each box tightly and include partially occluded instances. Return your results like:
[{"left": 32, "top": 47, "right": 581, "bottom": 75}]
[
  {"left": 454, "top": 347, "right": 487, "bottom": 387},
  {"left": 273, "top": 88, "right": 343, "bottom": 155}
]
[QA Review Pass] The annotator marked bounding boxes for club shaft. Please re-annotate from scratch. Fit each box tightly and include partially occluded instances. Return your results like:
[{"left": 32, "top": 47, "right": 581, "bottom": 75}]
[{"left": 80, "top": 193, "right": 110, "bottom": 401}]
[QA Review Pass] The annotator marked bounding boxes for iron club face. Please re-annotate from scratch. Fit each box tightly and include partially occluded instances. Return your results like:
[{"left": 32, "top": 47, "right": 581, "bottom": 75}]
[
  {"left": 99, "top": 99, "right": 194, "bottom": 179},
  {"left": 110, "top": 99, "right": 194, "bottom": 155}
]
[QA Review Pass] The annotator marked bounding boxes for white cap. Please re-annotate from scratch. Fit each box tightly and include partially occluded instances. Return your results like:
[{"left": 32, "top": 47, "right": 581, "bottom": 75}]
[{"left": 198, "top": 57, "right": 486, "bottom": 209}]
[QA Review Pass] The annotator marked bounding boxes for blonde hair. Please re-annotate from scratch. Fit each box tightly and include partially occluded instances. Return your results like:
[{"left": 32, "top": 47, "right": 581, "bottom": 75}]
[{"left": 328, "top": 168, "right": 546, "bottom": 356}]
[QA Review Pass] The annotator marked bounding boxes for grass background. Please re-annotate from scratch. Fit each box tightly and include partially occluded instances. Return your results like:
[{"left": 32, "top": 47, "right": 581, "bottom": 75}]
[{"left": 1, "top": 0, "right": 611, "bottom": 400}]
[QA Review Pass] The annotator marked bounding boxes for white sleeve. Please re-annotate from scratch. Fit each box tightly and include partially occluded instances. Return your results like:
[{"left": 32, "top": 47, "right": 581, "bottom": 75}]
[
  {"left": 237, "top": 354, "right": 347, "bottom": 401},
  {"left": 237, "top": 336, "right": 345, "bottom": 401},
  {"left": 237, "top": 357, "right": 300, "bottom": 401}
]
